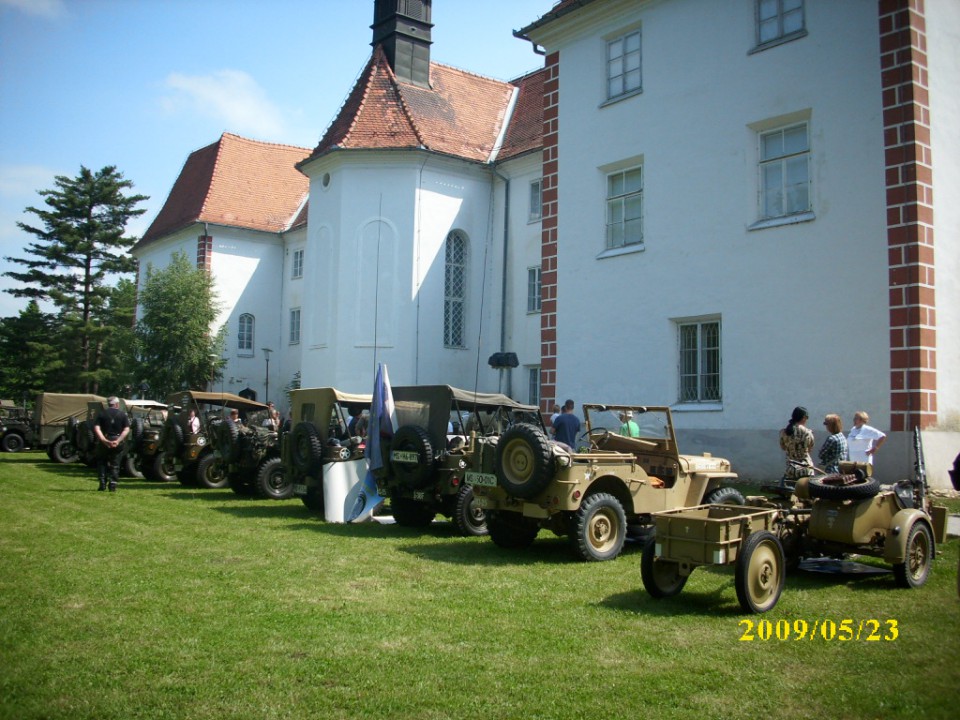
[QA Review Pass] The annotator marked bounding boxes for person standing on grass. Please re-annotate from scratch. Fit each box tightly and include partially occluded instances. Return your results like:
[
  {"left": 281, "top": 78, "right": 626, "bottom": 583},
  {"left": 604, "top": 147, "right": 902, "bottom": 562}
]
[
  {"left": 552, "top": 399, "right": 580, "bottom": 449},
  {"left": 93, "top": 396, "right": 130, "bottom": 492}
]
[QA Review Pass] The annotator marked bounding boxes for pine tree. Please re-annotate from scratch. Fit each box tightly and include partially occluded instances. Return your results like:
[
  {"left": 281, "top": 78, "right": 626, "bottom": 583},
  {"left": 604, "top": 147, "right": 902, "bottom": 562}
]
[
  {"left": 0, "top": 300, "right": 64, "bottom": 399},
  {"left": 3, "top": 166, "right": 147, "bottom": 392}
]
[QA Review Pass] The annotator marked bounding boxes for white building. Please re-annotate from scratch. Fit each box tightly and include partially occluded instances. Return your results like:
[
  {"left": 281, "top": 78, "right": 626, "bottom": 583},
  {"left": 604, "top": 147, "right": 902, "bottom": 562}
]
[{"left": 134, "top": 0, "right": 959, "bottom": 484}]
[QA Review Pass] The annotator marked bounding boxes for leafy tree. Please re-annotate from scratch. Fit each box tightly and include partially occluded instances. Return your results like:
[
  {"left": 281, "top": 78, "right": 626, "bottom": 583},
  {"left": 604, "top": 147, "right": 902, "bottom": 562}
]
[
  {"left": 3, "top": 166, "right": 147, "bottom": 392},
  {"left": 96, "top": 279, "right": 139, "bottom": 395},
  {"left": 0, "top": 300, "right": 64, "bottom": 399},
  {"left": 135, "top": 252, "right": 225, "bottom": 398}
]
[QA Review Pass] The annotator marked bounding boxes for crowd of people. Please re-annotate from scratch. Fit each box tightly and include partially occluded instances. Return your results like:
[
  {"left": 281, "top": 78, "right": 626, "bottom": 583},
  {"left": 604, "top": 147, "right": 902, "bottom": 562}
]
[{"left": 778, "top": 406, "right": 887, "bottom": 480}]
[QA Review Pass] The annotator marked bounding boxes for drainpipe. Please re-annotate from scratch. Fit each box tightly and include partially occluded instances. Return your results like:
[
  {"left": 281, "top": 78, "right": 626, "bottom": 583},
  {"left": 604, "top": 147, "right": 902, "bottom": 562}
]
[{"left": 493, "top": 167, "right": 511, "bottom": 397}]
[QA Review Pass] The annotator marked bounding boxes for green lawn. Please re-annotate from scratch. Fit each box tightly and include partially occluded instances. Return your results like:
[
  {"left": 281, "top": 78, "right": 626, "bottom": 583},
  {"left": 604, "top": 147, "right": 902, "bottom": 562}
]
[{"left": 1, "top": 452, "right": 958, "bottom": 720}]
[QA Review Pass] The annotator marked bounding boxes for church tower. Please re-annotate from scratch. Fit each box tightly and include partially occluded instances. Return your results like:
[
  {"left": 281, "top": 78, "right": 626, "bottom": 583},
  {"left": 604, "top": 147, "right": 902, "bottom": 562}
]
[{"left": 371, "top": 0, "right": 433, "bottom": 88}]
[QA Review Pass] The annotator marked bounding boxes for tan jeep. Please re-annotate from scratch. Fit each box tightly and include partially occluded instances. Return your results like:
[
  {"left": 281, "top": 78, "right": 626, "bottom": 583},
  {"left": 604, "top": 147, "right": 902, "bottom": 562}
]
[{"left": 472, "top": 404, "right": 743, "bottom": 561}]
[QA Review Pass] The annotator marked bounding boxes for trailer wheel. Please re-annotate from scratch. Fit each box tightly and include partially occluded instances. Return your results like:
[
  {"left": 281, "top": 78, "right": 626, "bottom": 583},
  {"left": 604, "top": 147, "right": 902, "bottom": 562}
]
[
  {"left": 641, "top": 536, "right": 688, "bottom": 598},
  {"left": 893, "top": 521, "right": 933, "bottom": 589},
  {"left": 735, "top": 530, "right": 785, "bottom": 614}
]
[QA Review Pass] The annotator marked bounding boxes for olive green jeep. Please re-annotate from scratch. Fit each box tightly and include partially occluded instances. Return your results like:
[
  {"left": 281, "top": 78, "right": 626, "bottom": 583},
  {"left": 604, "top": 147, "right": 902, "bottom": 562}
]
[
  {"left": 283, "top": 387, "right": 371, "bottom": 514},
  {"left": 379, "top": 385, "right": 543, "bottom": 536},
  {"left": 1, "top": 400, "right": 33, "bottom": 452},
  {"left": 74, "top": 399, "right": 168, "bottom": 479},
  {"left": 472, "top": 404, "right": 743, "bottom": 561},
  {"left": 127, "top": 402, "right": 172, "bottom": 481},
  {"left": 31, "top": 392, "right": 105, "bottom": 464},
  {"left": 208, "top": 407, "right": 284, "bottom": 498}
]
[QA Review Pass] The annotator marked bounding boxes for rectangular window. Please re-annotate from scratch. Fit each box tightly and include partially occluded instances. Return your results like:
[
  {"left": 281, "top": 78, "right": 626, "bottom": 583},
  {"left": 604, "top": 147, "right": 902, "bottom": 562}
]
[
  {"left": 289, "top": 308, "right": 301, "bottom": 345},
  {"left": 756, "top": 0, "right": 805, "bottom": 47},
  {"left": 529, "top": 179, "right": 542, "bottom": 222},
  {"left": 759, "top": 123, "right": 810, "bottom": 220},
  {"left": 527, "top": 266, "right": 542, "bottom": 313},
  {"left": 607, "top": 30, "right": 641, "bottom": 100},
  {"left": 606, "top": 166, "right": 643, "bottom": 250},
  {"left": 292, "top": 249, "right": 304, "bottom": 279},
  {"left": 678, "top": 319, "right": 721, "bottom": 403},
  {"left": 527, "top": 366, "right": 541, "bottom": 407}
]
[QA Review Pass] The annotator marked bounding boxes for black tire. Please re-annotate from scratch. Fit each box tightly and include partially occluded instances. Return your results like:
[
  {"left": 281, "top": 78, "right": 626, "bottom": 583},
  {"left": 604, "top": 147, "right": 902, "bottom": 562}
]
[
  {"left": 391, "top": 496, "right": 436, "bottom": 528},
  {"left": 290, "top": 422, "right": 323, "bottom": 475},
  {"left": 228, "top": 472, "right": 256, "bottom": 496},
  {"left": 122, "top": 453, "right": 143, "bottom": 479},
  {"left": 51, "top": 436, "right": 77, "bottom": 464},
  {"left": 704, "top": 486, "right": 746, "bottom": 506},
  {"left": 131, "top": 417, "right": 144, "bottom": 445},
  {"left": 495, "top": 423, "right": 554, "bottom": 499},
  {"left": 1, "top": 433, "right": 25, "bottom": 452},
  {"left": 255, "top": 457, "right": 292, "bottom": 500},
  {"left": 217, "top": 418, "right": 241, "bottom": 463},
  {"left": 893, "top": 521, "right": 933, "bottom": 588},
  {"left": 486, "top": 510, "right": 539, "bottom": 550},
  {"left": 807, "top": 474, "right": 880, "bottom": 500},
  {"left": 453, "top": 484, "right": 488, "bottom": 537},
  {"left": 301, "top": 486, "right": 325, "bottom": 514},
  {"left": 641, "top": 535, "right": 689, "bottom": 598},
  {"left": 152, "top": 451, "right": 176, "bottom": 482},
  {"left": 177, "top": 462, "right": 198, "bottom": 487},
  {"left": 163, "top": 419, "right": 185, "bottom": 454},
  {"left": 196, "top": 453, "right": 229, "bottom": 489},
  {"left": 570, "top": 492, "right": 627, "bottom": 562},
  {"left": 389, "top": 425, "right": 435, "bottom": 489},
  {"left": 735, "top": 530, "right": 785, "bottom": 614}
]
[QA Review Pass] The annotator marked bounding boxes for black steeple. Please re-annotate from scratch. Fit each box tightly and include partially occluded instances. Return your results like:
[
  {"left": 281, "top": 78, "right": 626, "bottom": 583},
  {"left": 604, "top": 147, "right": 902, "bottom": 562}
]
[{"left": 371, "top": 0, "right": 433, "bottom": 88}]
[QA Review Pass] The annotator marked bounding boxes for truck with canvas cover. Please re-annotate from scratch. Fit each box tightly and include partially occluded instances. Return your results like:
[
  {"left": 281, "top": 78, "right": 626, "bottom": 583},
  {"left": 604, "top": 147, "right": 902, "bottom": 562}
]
[{"left": 31, "top": 393, "right": 105, "bottom": 463}]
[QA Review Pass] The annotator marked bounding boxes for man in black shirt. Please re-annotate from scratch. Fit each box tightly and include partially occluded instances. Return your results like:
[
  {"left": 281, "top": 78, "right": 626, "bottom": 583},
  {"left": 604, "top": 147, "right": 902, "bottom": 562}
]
[{"left": 94, "top": 396, "right": 130, "bottom": 492}]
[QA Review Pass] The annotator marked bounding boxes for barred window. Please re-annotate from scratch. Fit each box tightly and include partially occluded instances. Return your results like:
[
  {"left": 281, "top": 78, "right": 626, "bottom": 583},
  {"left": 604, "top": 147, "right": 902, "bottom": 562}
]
[
  {"left": 678, "top": 319, "right": 721, "bottom": 403},
  {"left": 527, "top": 266, "right": 542, "bottom": 313},
  {"left": 444, "top": 231, "right": 468, "bottom": 348},
  {"left": 238, "top": 314, "right": 254, "bottom": 354}
]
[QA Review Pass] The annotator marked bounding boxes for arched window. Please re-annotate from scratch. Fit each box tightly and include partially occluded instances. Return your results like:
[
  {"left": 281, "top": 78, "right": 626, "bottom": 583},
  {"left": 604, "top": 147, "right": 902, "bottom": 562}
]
[
  {"left": 444, "top": 230, "right": 467, "bottom": 348},
  {"left": 238, "top": 313, "right": 254, "bottom": 354}
]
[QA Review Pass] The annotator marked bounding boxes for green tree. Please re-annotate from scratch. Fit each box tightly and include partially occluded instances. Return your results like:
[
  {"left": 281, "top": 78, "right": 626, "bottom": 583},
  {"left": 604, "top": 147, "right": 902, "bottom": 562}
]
[
  {"left": 2, "top": 166, "right": 147, "bottom": 392},
  {"left": 0, "top": 300, "right": 64, "bottom": 399},
  {"left": 96, "top": 279, "right": 139, "bottom": 395},
  {"left": 135, "top": 252, "right": 225, "bottom": 399}
]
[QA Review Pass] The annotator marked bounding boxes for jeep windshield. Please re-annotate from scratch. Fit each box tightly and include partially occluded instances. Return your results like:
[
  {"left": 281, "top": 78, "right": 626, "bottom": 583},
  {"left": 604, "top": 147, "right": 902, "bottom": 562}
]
[{"left": 583, "top": 405, "right": 672, "bottom": 441}]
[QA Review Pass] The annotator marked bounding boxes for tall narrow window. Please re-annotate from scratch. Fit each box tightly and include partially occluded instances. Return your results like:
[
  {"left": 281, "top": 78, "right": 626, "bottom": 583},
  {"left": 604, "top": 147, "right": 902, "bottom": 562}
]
[
  {"left": 678, "top": 319, "right": 721, "bottom": 403},
  {"left": 606, "top": 166, "right": 643, "bottom": 250},
  {"left": 528, "top": 366, "right": 541, "bottom": 407},
  {"left": 529, "top": 179, "right": 542, "bottom": 222},
  {"left": 755, "top": 0, "right": 805, "bottom": 48},
  {"left": 289, "top": 308, "right": 301, "bottom": 345},
  {"left": 238, "top": 314, "right": 254, "bottom": 354},
  {"left": 292, "top": 249, "right": 304, "bottom": 279},
  {"left": 444, "top": 231, "right": 467, "bottom": 348},
  {"left": 527, "top": 266, "right": 542, "bottom": 313},
  {"left": 759, "top": 123, "right": 810, "bottom": 219},
  {"left": 607, "top": 30, "right": 641, "bottom": 100}
]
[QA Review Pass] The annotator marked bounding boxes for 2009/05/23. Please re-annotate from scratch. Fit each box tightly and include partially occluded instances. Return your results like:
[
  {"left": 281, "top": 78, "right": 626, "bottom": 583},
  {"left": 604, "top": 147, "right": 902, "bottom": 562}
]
[{"left": 738, "top": 618, "right": 899, "bottom": 642}]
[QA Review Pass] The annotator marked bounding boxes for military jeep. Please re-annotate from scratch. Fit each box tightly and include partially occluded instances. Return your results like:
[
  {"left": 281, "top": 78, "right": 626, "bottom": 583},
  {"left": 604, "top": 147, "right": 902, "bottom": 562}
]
[
  {"left": 161, "top": 391, "right": 268, "bottom": 488},
  {"left": 127, "top": 402, "right": 172, "bottom": 481},
  {"left": 283, "top": 387, "right": 371, "bottom": 513},
  {"left": 0, "top": 400, "right": 33, "bottom": 452},
  {"left": 73, "top": 399, "right": 167, "bottom": 478},
  {"left": 379, "top": 385, "right": 543, "bottom": 536},
  {"left": 472, "top": 404, "right": 743, "bottom": 561},
  {"left": 208, "top": 407, "right": 285, "bottom": 499}
]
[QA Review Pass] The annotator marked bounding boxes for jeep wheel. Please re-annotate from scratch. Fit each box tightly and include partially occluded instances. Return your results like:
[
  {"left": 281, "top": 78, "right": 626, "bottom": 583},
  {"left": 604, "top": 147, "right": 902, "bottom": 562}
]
[
  {"left": 453, "top": 484, "right": 487, "bottom": 537},
  {"left": 301, "top": 486, "right": 325, "bottom": 514},
  {"left": 704, "top": 486, "right": 746, "bottom": 506},
  {"left": 391, "top": 496, "right": 435, "bottom": 528},
  {"left": 735, "top": 530, "right": 785, "bottom": 614},
  {"left": 571, "top": 492, "right": 627, "bottom": 562},
  {"left": 196, "top": 453, "right": 229, "bottom": 489},
  {"left": 807, "top": 474, "right": 880, "bottom": 501},
  {"left": 177, "top": 462, "right": 198, "bottom": 486},
  {"left": 893, "top": 521, "right": 933, "bottom": 589},
  {"left": 152, "top": 452, "right": 176, "bottom": 482},
  {"left": 641, "top": 536, "right": 688, "bottom": 598},
  {"left": 290, "top": 422, "right": 323, "bottom": 475},
  {"left": 487, "top": 510, "right": 538, "bottom": 550},
  {"left": 228, "top": 473, "right": 256, "bottom": 497},
  {"left": 390, "top": 425, "right": 435, "bottom": 489},
  {"left": 495, "top": 424, "right": 554, "bottom": 499},
  {"left": 2, "top": 433, "right": 25, "bottom": 452},
  {"left": 256, "top": 457, "right": 292, "bottom": 500},
  {"left": 51, "top": 436, "right": 77, "bottom": 464}
]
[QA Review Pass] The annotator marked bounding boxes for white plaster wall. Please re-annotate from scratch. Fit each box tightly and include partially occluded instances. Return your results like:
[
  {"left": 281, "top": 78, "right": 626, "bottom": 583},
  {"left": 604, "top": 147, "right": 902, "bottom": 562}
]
[{"left": 926, "top": 0, "right": 960, "bottom": 429}]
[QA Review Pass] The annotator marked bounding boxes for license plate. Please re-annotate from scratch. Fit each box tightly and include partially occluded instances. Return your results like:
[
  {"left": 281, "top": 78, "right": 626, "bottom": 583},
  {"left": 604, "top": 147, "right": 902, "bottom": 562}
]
[
  {"left": 465, "top": 471, "right": 497, "bottom": 487},
  {"left": 293, "top": 483, "right": 307, "bottom": 496},
  {"left": 472, "top": 495, "right": 491, "bottom": 509},
  {"left": 391, "top": 450, "right": 419, "bottom": 463}
]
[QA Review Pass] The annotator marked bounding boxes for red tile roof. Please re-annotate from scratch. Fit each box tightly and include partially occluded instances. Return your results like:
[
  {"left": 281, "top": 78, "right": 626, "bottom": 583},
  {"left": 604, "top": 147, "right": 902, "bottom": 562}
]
[
  {"left": 308, "top": 45, "right": 528, "bottom": 164},
  {"left": 136, "top": 133, "right": 310, "bottom": 249},
  {"left": 499, "top": 68, "right": 547, "bottom": 161}
]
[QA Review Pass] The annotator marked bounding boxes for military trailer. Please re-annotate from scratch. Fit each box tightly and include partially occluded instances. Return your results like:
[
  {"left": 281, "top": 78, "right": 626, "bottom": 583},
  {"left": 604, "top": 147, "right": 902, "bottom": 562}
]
[
  {"left": 284, "top": 387, "right": 371, "bottom": 514},
  {"left": 0, "top": 399, "right": 33, "bottom": 452},
  {"left": 472, "top": 404, "right": 744, "bottom": 561},
  {"left": 31, "top": 393, "right": 105, "bottom": 463},
  {"left": 380, "top": 385, "right": 543, "bottom": 536}
]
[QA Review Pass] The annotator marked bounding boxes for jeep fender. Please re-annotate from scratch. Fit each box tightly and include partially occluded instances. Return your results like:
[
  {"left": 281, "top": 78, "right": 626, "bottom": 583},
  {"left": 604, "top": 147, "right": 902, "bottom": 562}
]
[{"left": 883, "top": 510, "right": 934, "bottom": 563}]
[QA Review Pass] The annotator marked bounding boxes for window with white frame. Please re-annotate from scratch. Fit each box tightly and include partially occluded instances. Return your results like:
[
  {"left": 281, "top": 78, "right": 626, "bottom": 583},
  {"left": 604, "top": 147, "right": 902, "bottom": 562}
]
[
  {"left": 289, "top": 307, "right": 301, "bottom": 345},
  {"left": 678, "top": 319, "right": 721, "bottom": 403},
  {"left": 238, "top": 314, "right": 254, "bottom": 354},
  {"left": 444, "top": 230, "right": 467, "bottom": 348},
  {"left": 607, "top": 29, "right": 641, "bottom": 100},
  {"left": 527, "top": 366, "right": 541, "bottom": 407},
  {"left": 529, "top": 179, "right": 542, "bottom": 222},
  {"left": 755, "top": 0, "right": 805, "bottom": 48},
  {"left": 292, "top": 248, "right": 304, "bottom": 279},
  {"left": 759, "top": 123, "right": 810, "bottom": 220},
  {"left": 606, "top": 166, "right": 643, "bottom": 250},
  {"left": 527, "top": 266, "right": 542, "bottom": 313}
]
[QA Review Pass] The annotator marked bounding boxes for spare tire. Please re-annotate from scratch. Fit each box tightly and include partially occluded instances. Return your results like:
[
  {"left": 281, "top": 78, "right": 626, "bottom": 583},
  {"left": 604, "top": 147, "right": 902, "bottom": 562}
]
[
  {"left": 290, "top": 422, "right": 323, "bottom": 475},
  {"left": 495, "top": 423, "right": 554, "bottom": 499},
  {"left": 217, "top": 418, "right": 241, "bottom": 463},
  {"left": 389, "top": 425, "right": 435, "bottom": 489},
  {"left": 131, "top": 417, "right": 144, "bottom": 446},
  {"left": 808, "top": 474, "right": 880, "bottom": 501}
]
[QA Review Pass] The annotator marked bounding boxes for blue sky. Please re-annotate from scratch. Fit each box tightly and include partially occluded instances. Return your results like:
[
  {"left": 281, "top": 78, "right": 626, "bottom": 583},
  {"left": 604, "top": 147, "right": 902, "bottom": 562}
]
[{"left": 0, "top": 0, "right": 551, "bottom": 318}]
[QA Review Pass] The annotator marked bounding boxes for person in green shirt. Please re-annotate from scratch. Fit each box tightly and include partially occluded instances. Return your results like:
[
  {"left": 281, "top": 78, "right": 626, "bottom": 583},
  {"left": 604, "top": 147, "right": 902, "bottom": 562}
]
[{"left": 619, "top": 410, "right": 639, "bottom": 438}]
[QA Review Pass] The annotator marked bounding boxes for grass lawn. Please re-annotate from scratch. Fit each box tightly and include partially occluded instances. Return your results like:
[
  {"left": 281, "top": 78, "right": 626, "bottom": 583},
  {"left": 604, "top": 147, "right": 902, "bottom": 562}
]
[{"left": 1, "top": 451, "right": 958, "bottom": 720}]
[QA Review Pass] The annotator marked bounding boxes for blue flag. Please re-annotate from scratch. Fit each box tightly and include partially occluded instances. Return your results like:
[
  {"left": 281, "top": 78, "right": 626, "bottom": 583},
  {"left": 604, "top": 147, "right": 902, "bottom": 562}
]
[{"left": 348, "top": 363, "right": 394, "bottom": 522}]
